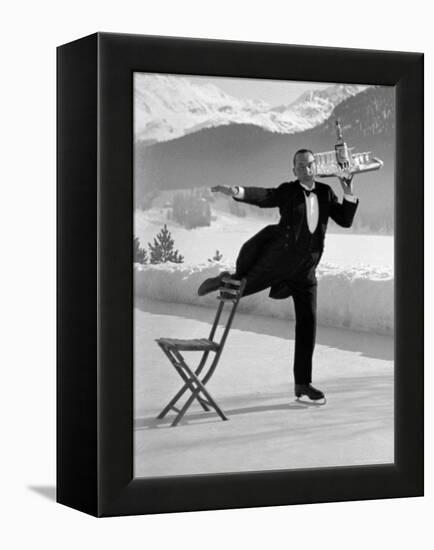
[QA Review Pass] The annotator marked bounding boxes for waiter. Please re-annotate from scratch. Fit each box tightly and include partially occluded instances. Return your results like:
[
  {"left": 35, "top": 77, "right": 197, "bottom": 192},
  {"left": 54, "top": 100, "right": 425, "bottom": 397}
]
[{"left": 198, "top": 149, "right": 359, "bottom": 401}]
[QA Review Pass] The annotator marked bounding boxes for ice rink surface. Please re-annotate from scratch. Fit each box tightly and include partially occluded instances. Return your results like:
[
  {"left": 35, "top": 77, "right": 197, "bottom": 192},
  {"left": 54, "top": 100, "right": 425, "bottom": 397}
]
[{"left": 134, "top": 298, "right": 394, "bottom": 478}]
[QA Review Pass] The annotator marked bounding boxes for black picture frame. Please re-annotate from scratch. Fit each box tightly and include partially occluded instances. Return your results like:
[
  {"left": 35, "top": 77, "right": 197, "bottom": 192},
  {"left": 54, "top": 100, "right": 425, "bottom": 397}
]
[{"left": 57, "top": 32, "right": 424, "bottom": 517}]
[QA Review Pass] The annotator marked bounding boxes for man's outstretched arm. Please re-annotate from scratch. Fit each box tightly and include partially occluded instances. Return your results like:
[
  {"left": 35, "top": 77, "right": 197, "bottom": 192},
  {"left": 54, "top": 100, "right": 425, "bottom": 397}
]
[{"left": 211, "top": 184, "right": 284, "bottom": 208}]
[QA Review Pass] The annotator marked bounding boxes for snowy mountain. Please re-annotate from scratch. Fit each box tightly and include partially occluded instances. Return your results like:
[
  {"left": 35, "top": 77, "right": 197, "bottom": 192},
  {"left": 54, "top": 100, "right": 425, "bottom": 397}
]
[
  {"left": 134, "top": 73, "right": 368, "bottom": 144},
  {"left": 280, "top": 85, "right": 370, "bottom": 125},
  {"left": 319, "top": 85, "right": 395, "bottom": 139},
  {"left": 135, "top": 86, "right": 395, "bottom": 233}
]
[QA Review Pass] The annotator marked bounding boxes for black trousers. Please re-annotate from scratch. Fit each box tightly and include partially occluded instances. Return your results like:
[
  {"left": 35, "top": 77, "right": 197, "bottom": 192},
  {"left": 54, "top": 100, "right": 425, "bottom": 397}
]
[{"left": 234, "top": 225, "right": 320, "bottom": 385}]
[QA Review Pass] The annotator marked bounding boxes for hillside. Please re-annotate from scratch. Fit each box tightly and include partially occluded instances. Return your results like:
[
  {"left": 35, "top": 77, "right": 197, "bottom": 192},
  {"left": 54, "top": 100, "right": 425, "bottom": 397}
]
[{"left": 135, "top": 86, "right": 395, "bottom": 233}]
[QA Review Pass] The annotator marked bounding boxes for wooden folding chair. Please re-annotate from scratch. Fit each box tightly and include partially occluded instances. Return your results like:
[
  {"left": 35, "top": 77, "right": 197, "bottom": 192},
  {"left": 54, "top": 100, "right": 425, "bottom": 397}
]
[{"left": 155, "top": 276, "right": 246, "bottom": 427}]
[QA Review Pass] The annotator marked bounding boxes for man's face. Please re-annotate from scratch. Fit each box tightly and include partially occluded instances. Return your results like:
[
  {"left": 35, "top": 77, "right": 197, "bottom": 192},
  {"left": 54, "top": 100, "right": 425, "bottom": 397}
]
[{"left": 293, "top": 152, "right": 316, "bottom": 185}]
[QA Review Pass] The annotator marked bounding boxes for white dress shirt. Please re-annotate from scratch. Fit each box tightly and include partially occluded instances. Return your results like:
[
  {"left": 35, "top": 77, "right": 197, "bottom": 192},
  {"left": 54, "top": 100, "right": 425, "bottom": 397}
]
[
  {"left": 299, "top": 182, "right": 319, "bottom": 234},
  {"left": 233, "top": 184, "right": 358, "bottom": 234}
]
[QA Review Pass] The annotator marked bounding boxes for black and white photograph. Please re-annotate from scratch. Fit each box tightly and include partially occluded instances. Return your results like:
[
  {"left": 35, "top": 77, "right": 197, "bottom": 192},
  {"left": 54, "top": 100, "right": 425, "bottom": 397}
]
[
  {"left": 4, "top": 0, "right": 430, "bottom": 542},
  {"left": 133, "top": 73, "right": 395, "bottom": 477}
]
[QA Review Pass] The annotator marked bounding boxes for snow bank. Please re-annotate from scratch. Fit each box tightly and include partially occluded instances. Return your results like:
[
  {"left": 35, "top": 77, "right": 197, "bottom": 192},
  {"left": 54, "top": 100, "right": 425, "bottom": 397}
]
[{"left": 134, "top": 262, "right": 393, "bottom": 336}]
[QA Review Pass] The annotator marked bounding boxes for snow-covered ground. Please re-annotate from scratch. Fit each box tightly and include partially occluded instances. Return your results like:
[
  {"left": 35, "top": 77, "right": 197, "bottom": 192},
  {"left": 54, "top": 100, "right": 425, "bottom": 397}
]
[
  {"left": 134, "top": 208, "right": 394, "bottom": 335},
  {"left": 134, "top": 208, "right": 394, "bottom": 270},
  {"left": 134, "top": 298, "right": 393, "bottom": 478},
  {"left": 134, "top": 210, "right": 394, "bottom": 477}
]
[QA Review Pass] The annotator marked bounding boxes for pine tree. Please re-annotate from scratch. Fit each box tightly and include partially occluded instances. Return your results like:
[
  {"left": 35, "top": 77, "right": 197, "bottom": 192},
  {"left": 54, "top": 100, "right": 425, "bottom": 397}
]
[
  {"left": 148, "top": 224, "right": 184, "bottom": 264},
  {"left": 208, "top": 250, "right": 223, "bottom": 262},
  {"left": 133, "top": 235, "right": 148, "bottom": 264}
]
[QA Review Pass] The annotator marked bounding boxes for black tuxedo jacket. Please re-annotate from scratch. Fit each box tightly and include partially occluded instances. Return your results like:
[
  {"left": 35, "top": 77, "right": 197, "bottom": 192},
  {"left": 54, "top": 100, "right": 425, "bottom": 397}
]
[
  {"left": 233, "top": 180, "right": 359, "bottom": 298},
  {"left": 235, "top": 180, "right": 359, "bottom": 253}
]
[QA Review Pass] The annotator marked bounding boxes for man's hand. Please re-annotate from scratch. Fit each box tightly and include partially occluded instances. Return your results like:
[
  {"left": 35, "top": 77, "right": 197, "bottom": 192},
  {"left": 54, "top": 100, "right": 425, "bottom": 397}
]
[
  {"left": 211, "top": 185, "right": 236, "bottom": 196},
  {"left": 338, "top": 174, "right": 354, "bottom": 195}
]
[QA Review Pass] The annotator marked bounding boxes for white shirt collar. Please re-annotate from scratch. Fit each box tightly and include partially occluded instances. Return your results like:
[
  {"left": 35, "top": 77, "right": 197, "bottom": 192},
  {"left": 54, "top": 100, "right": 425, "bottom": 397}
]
[{"left": 299, "top": 181, "right": 316, "bottom": 192}]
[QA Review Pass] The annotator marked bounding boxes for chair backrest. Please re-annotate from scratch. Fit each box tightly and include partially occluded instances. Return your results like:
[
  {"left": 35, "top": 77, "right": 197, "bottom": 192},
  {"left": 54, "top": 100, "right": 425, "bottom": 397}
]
[
  {"left": 208, "top": 276, "right": 246, "bottom": 350},
  {"left": 189, "top": 277, "right": 246, "bottom": 388}
]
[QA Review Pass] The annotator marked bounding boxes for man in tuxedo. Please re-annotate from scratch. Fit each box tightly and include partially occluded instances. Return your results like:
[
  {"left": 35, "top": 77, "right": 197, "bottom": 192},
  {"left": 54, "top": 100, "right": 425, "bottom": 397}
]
[{"left": 198, "top": 149, "right": 359, "bottom": 401}]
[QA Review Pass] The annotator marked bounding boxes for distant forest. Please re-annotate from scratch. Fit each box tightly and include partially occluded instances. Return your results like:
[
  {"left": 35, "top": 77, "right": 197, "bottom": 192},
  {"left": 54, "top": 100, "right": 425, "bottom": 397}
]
[{"left": 142, "top": 189, "right": 393, "bottom": 235}]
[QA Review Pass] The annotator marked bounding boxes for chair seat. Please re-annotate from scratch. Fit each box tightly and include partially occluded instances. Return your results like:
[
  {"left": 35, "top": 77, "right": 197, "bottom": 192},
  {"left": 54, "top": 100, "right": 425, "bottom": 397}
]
[{"left": 156, "top": 337, "right": 220, "bottom": 352}]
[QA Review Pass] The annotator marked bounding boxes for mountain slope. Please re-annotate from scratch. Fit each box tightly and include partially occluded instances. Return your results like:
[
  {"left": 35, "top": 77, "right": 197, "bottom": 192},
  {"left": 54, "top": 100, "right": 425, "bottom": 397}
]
[
  {"left": 134, "top": 73, "right": 367, "bottom": 143},
  {"left": 135, "top": 86, "right": 395, "bottom": 233}
]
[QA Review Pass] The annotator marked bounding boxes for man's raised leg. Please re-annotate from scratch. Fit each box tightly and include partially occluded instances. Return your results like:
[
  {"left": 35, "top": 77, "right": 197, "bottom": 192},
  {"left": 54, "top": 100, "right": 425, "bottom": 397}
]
[{"left": 197, "top": 224, "right": 277, "bottom": 296}]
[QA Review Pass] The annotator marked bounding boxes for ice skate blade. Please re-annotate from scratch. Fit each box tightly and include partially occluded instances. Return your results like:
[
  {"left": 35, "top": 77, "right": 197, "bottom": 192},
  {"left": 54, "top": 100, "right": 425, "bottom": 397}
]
[{"left": 295, "top": 396, "right": 327, "bottom": 406}]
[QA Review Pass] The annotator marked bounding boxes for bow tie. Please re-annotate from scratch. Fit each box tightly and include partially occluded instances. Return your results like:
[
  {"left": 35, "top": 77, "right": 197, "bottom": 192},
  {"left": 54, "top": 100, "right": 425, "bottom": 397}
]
[{"left": 302, "top": 187, "right": 317, "bottom": 197}]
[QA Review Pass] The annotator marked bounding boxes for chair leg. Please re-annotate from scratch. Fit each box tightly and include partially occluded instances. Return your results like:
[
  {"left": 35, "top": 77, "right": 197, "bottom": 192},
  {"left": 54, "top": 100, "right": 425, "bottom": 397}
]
[
  {"left": 197, "top": 396, "right": 211, "bottom": 411},
  {"left": 191, "top": 379, "right": 228, "bottom": 422},
  {"left": 157, "top": 346, "right": 227, "bottom": 426},
  {"left": 171, "top": 358, "right": 228, "bottom": 426},
  {"left": 171, "top": 380, "right": 227, "bottom": 427},
  {"left": 159, "top": 380, "right": 211, "bottom": 418},
  {"left": 157, "top": 347, "right": 211, "bottom": 419},
  {"left": 157, "top": 383, "right": 189, "bottom": 419}
]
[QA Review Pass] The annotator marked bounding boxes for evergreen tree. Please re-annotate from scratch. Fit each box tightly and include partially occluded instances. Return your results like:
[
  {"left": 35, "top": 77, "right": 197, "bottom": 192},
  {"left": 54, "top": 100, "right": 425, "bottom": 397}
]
[
  {"left": 148, "top": 224, "right": 184, "bottom": 264},
  {"left": 208, "top": 250, "right": 223, "bottom": 262},
  {"left": 133, "top": 235, "right": 148, "bottom": 264}
]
